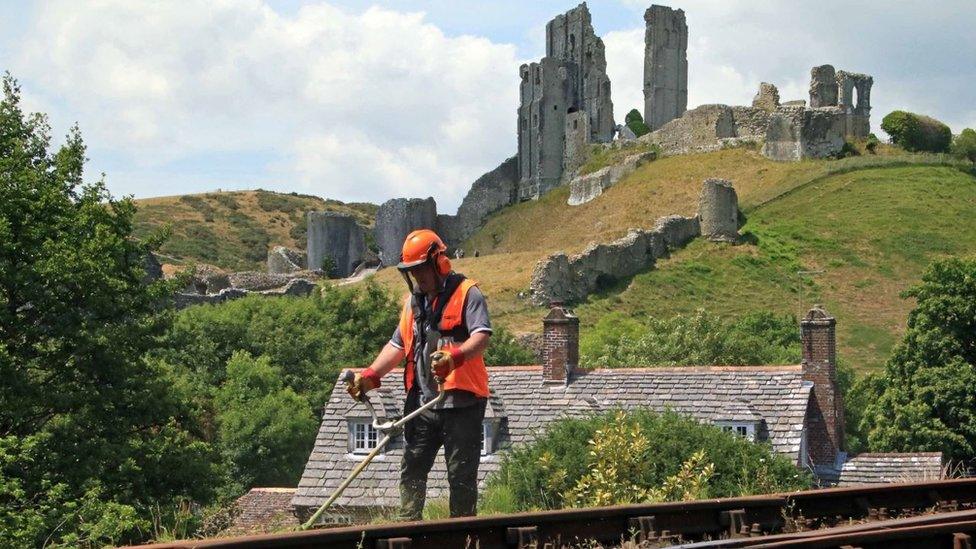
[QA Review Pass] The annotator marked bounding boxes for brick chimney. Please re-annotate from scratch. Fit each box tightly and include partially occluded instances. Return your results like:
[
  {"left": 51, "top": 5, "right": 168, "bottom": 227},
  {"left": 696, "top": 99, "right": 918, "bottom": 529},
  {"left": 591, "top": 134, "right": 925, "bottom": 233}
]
[
  {"left": 542, "top": 302, "right": 579, "bottom": 384},
  {"left": 800, "top": 304, "right": 844, "bottom": 468}
]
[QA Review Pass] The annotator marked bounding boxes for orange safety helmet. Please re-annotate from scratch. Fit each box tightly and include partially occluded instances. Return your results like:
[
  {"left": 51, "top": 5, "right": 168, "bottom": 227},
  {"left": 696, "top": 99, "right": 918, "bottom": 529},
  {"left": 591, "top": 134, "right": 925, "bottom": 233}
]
[{"left": 397, "top": 229, "right": 452, "bottom": 277}]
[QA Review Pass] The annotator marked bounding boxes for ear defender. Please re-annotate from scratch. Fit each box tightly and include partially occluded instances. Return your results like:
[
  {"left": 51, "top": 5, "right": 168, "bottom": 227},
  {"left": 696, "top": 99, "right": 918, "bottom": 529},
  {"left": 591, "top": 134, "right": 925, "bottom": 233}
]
[{"left": 435, "top": 251, "right": 452, "bottom": 276}]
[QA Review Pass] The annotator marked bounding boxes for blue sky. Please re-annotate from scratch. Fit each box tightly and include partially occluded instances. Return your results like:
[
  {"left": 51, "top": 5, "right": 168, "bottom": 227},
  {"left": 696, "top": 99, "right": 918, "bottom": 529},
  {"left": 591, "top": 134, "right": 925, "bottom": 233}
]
[{"left": 1, "top": 1, "right": 974, "bottom": 211}]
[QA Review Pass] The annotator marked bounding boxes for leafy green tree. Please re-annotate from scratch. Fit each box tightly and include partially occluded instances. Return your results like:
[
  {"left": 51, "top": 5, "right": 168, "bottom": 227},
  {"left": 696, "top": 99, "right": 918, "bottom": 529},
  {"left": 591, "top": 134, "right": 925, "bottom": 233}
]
[
  {"left": 952, "top": 128, "right": 976, "bottom": 162},
  {"left": 0, "top": 73, "right": 217, "bottom": 546},
  {"left": 624, "top": 108, "right": 651, "bottom": 138},
  {"left": 582, "top": 309, "right": 799, "bottom": 368},
  {"left": 155, "top": 281, "right": 399, "bottom": 412},
  {"left": 489, "top": 409, "right": 809, "bottom": 511},
  {"left": 215, "top": 352, "right": 318, "bottom": 487},
  {"left": 881, "top": 110, "right": 952, "bottom": 153},
  {"left": 862, "top": 258, "right": 976, "bottom": 459}
]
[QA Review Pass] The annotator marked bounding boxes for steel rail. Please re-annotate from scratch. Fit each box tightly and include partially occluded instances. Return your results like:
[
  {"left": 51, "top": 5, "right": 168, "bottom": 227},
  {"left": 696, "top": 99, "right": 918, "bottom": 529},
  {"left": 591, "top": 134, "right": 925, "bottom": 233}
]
[
  {"left": 672, "top": 508, "right": 976, "bottom": 548},
  {"left": 131, "top": 478, "right": 976, "bottom": 549},
  {"left": 748, "top": 518, "right": 976, "bottom": 548}
]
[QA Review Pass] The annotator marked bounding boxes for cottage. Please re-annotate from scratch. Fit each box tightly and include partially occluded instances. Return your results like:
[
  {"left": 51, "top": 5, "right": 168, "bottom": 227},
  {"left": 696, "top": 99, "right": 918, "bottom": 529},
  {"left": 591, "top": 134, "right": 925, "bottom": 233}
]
[{"left": 285, "top": 304, "right": 941, "bottom": 525}]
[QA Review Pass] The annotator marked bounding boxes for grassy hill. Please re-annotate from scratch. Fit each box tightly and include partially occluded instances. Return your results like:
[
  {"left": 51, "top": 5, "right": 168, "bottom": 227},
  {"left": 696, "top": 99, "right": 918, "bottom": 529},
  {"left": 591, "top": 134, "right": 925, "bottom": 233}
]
[
  {"left": 370, "top": 147, "right": 974, "bottom": 372},
  {"left": 132, "top": 190, "right": 376, "bottom": 271}
]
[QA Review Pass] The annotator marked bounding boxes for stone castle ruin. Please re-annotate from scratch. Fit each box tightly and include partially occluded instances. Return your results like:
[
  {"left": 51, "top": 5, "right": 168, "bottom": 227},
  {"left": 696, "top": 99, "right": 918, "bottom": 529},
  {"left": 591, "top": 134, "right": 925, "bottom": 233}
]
[
  {"left": 305, "top": 3, "right": 877, "bottom": 270},
  {"left": 517, "top": 3, "right": 615, "bottom": 201}
]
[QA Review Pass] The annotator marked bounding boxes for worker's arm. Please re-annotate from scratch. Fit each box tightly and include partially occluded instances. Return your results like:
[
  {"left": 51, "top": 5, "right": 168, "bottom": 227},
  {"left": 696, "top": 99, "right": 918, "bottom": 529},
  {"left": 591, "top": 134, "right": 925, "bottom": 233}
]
[{"left": 455, "top": 331, "right": 490, "bottom": 363}]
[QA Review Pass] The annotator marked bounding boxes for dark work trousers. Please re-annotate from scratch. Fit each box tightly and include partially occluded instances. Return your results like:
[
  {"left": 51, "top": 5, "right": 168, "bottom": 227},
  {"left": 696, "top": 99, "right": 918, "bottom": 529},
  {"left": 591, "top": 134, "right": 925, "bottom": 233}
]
[{"left": 400, "top": 390, "right": 487, "bottom": 520}]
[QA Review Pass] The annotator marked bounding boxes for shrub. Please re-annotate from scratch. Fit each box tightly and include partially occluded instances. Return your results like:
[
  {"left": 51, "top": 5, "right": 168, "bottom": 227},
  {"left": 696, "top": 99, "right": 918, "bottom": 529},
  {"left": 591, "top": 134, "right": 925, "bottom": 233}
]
[
  {"left": 952, "top": 128, "right": 976, "bottom": 162},
  {"left": 625, "top": 108, "right": 651, "bottom": 138},
  {"left": 865, "top": 133, "right": 880, "bottom": 154},
  {"left": 488, "top": 409, "right": 809, "bottom": 511},
  {"left": 834, "top": 140, "right": 859, "bottom": 159},
  {"left": 484, "top": 326, "right": 536, "bottom": 366},
  {"left": 881, "top": 110, "right": 952, "bottom": 153}
]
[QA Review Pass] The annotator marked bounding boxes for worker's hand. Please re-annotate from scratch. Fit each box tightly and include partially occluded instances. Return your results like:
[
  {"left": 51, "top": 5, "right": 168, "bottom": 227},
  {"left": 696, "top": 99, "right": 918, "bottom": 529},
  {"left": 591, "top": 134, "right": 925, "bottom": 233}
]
[
  {"left": 430, "top": 348, "right": 464, "bottom": 382},
  {"left": 346, "top": 369, "right": 381, "bottom": 401}
]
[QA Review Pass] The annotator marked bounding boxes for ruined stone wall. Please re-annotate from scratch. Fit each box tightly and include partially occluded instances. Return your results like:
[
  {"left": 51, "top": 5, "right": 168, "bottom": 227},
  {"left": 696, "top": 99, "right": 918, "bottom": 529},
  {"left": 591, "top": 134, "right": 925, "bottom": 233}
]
[
  {"left": 546, "top": 3, "right": 615, "bottom": 142},
  {"left": 752, "top": 82, "right": 780, "bottom": 112},
  {"left": 643, "top": 4, "right": 688, "bottom": 131},
  {"left": 698, "top": 179, "right": 739, "bottom": 242},
  {"left": 374, "top": 197, "right": 437, "bottom": 267},
  {"left": 529, "top": 214, "right": 700, "bottom": 305},
  {"left": 809, "top": 65, "right": 838, "bottom": 108},
  {"left": 762, "top": 106, "right": 846, "bottom": 161},
  {"left": 438, "top": 156, "right": 519, "bottom": 249},
  {"left": 307, "top": 212, "right": 366, "bottom": 277},
  {"left": 567, "top": 149, "right": 656, "bottom": 205}
]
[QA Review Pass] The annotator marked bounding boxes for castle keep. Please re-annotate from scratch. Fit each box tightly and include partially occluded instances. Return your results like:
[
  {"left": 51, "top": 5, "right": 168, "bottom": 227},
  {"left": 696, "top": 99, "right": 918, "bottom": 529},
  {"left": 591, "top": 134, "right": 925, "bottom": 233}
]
[{"left": 517, "top": 3, "right": 614, "bottom": 201}]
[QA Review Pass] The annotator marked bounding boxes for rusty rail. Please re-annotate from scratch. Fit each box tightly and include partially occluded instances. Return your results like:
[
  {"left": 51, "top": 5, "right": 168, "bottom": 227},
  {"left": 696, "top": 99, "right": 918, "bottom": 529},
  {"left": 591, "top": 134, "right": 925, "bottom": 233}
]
[{"left": 132, "top": 478, "right": 976, "bottom": 549}]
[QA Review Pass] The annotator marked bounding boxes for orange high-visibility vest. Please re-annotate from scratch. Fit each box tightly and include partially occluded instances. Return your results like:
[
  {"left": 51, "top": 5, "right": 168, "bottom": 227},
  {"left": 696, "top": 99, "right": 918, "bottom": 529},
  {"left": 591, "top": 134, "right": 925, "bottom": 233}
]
[{"left": 398, "top": 278, "right": 489, "bottom": 398}]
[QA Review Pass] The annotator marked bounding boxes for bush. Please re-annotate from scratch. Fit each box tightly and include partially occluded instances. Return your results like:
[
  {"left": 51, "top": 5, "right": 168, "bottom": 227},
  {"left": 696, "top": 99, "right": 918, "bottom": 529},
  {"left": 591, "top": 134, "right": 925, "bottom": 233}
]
[
  {"left": 881, "top": 110, "right": 952, "bottom": 153},
  {"left": 865, "top": 133, "right": 880, "bottom": 154},
  {"left": 952, "top": 128, "right": 976, "bottom": 162},
  {"left": 834, "top": 140, "right": 859, "bottom": 159},
  {"left": 624, "top": 108, "right": 651, "bottom": 138},
  {"left": 488, "top": 410, "right": 810, "bottom": 511}
]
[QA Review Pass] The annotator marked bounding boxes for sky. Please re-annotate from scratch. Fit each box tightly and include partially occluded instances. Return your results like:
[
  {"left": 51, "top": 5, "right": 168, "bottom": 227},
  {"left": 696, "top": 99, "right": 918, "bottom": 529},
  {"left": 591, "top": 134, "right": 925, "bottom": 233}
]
[{"left": 1, "top": 1, "right": 974, "bottom": 211}]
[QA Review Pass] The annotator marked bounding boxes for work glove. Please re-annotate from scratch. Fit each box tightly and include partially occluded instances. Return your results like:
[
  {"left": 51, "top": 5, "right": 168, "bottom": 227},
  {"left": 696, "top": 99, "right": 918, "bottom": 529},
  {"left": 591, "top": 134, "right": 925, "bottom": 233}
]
[
  {"left": 346, "top": 368, "right": 381, "bottom": 401},
  {"left": 430, "top": 348, "right": 464, "bottom": 382}
]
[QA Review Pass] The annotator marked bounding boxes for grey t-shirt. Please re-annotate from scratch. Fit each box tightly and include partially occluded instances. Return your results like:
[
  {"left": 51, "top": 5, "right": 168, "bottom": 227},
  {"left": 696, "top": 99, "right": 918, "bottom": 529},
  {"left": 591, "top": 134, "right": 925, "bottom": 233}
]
[{"left": 390, "top": 284, "right": 492, "bottom": 408}]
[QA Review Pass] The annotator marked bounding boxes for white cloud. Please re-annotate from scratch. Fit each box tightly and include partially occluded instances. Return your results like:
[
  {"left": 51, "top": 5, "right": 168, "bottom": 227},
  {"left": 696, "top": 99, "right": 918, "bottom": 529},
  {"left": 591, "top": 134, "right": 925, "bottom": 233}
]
[{"left": 14, "top": 0, "right": 520, "bottom": 210}]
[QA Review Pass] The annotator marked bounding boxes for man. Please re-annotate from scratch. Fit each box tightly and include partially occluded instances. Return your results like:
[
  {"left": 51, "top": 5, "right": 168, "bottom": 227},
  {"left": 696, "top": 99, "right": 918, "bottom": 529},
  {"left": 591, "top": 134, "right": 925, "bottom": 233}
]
[{"left": 348, "top": 229, "right": 491, "bottom": 520}]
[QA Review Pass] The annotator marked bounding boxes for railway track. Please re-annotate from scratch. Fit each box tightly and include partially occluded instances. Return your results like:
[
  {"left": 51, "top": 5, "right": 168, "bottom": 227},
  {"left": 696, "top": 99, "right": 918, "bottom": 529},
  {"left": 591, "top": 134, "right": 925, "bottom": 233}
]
[{"left": 136, "top": 478, "right": 976, "bottom": 549}]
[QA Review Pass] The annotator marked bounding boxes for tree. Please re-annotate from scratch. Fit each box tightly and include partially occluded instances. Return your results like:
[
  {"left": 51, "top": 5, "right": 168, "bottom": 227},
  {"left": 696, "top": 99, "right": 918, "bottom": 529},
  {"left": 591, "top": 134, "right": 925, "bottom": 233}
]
[
  {"left": 0, "top": 73, "right": 217, "bottom": 546},
  {"left": 881, "top": 110, "right": 952, "bottom": 153},
  {"left": 862, "top": 258, "right": 976, "bottom": 459},
  {"left": 625, "top": 109, "right": 651, "bottom": 138},
  {"left": 581, "top": 309, "right": 799, "bottom": 368},
  {"left": 952, "top": 128, "right": 976, "bottom": 162},
  {"left": 483, "top": 326, "right": 536, "bottom": 366},
  {"left": 215, "top": 352, "right": 318, "bottom": 488}
]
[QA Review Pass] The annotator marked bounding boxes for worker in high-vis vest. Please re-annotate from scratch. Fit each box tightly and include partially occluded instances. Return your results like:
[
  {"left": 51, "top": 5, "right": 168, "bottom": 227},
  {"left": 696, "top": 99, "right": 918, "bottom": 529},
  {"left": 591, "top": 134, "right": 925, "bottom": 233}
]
[{"left": 347, "top": 228, "right": 491, "bottom": 520}]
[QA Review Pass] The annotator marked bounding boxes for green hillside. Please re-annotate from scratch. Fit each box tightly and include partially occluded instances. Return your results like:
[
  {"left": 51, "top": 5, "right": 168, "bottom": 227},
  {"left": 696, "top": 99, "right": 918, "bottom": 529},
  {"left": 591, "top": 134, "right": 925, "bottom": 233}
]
[
  {"left": 370, "top": 148, "right": 974, "bottom": 372},
  {"left": 132, "top": 190, "right": 376, "bottom": 271}
]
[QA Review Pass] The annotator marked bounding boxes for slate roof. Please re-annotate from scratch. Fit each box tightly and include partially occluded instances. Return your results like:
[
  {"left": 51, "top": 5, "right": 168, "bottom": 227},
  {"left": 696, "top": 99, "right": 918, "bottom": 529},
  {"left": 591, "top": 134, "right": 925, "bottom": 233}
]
[
  {"left": 830, "top": 453, "right": 944, "bottom": 486},
  {"left": 224, "top": 488, "right": 299, "bottom": 535},
  {"left": 293, "top": 365, "right": 811, "bottom": 511}
]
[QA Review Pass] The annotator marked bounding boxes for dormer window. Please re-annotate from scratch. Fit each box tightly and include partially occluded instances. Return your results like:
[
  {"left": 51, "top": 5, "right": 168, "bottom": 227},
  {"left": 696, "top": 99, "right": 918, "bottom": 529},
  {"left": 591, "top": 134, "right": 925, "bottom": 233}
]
[
  {"left": 481, "top": 420, "right": 495, "bottom": 455},
  {"left": 349, "top": 420, "right": 379, "bottom": 454},
  {"left": 715, "top": 420, "right": 758, "bottom": 442}
]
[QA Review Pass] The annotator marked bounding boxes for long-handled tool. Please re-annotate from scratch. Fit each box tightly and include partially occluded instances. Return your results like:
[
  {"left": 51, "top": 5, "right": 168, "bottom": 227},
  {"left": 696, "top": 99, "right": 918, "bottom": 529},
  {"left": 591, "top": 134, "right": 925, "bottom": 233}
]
[{"left": 300, "top": 370, "right": 445, "bottom": 530}]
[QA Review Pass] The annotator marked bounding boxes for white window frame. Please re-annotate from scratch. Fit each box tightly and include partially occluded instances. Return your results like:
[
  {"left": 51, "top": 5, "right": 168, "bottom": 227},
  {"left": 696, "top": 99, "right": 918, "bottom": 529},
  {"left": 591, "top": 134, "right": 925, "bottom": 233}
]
[
  {"left": 716, "top": 421, "right": 758, "bottom": 442},
  {"left": 349, "top": 420, "right": 379, "bottom": 454}
]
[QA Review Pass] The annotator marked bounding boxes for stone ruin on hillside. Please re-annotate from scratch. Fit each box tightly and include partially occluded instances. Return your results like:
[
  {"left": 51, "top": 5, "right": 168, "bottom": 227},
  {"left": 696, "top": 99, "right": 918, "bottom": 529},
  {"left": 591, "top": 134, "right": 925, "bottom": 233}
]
[
  {"left": 516, "top": 3, "right": 615, "bottom": 201},
  {"left": 299, "top": 3, "right": 877, "bottom": 272}
]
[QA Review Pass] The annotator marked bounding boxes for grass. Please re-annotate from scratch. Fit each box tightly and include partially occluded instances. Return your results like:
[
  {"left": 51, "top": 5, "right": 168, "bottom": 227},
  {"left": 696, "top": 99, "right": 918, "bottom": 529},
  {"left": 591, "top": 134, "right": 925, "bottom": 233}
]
[
  {"left": 365, "top": 148, "right": 976, "bottom": 373},
  {"left": 132, "top": 190, "right": 376, "bottom": 271}
]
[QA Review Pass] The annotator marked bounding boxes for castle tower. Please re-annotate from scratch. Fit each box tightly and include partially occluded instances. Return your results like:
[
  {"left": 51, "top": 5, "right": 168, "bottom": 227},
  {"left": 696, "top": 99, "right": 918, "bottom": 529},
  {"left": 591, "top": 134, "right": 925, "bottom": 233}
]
[
  {"left": 643, "top": 5, "right": 688, "bottom": 131},
  {"left": 517, "top": 3, "right": 614, "bottom": 201}
]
